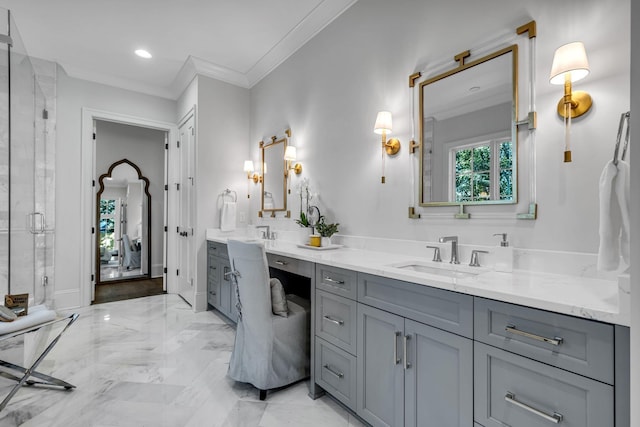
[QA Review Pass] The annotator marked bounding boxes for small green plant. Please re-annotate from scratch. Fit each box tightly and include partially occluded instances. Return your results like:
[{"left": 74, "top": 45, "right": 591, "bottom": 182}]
[{"left": 316, "top": 218, "right": 339, "bottom": 238}]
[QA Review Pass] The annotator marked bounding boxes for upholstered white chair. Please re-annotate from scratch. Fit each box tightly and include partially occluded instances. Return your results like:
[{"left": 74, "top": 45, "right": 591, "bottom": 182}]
[{"left": 226, "top": 239, "right": 310, "bottom": 400}]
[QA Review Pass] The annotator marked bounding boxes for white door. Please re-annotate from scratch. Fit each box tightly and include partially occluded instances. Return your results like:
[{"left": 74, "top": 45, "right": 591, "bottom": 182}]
[{"left": 177, "top": 114, "right": 195, "bottom": 304}]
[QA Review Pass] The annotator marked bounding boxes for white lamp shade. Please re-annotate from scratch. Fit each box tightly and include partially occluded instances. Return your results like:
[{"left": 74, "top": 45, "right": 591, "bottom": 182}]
[
  {"left": 284, "top": 146, "right": 297, "bottom": 161},
  {"left": 549, "top": 41, "right": 590, "bottom": 85},
  {"left": 374, "top": 111, "right": 392, "bottom": 134},
  {"left": 243, "top": 160, "right": 254, "bottom": 173}
]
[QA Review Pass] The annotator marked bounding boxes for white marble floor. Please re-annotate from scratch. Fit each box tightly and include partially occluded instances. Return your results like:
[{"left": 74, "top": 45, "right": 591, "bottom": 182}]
[{"left": 0, "top": 295, "right": 365, "bottom": 427}]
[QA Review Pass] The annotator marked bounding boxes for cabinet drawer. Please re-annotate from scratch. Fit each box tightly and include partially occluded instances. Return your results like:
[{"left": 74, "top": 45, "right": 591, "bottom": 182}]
[
  {"left": 316, "top": 264, "right": 357, "bottom": 299},
  {"left": 315, "top": 337, "right": 357, "bottom": 411},
  {"left": 474, "top": 298, "right": 614, "bottom": 384},
  {"left": 267, "top": 253, "right": 313, "bottom": 278},
  {"left": 316, "top": 290, "right": 357, "bottom": 355},
  {"left": 358, "top": 273, "right": 473, "bottom": 338},
  {"left": 207, "top": 277, "right": 220, "bottom": 307},
  {"left": 207, "top": 241, "right": 228, "bottom": 260},
  {"left": 475, "top": 342, "right": 613, "bottom": 427}
]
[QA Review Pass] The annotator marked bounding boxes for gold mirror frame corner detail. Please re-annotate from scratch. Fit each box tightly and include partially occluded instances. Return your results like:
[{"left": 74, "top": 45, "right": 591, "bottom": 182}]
[
  {"left": 408, "top": 207, "right": 421, "bottom": 219},
  {"left": 516, "top": 202, "right": 537, "bottom": 220}
]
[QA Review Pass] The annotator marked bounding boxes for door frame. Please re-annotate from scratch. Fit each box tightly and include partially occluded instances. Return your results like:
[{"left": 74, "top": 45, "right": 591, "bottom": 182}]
[{"left": 80, "top": 108, "right": 178, "bottom": 306}]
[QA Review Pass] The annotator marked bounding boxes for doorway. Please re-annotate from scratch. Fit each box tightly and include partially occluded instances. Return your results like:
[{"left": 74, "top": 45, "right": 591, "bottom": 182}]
[{"left": 93, "top": 120, "right": 166, "bottom": 303}]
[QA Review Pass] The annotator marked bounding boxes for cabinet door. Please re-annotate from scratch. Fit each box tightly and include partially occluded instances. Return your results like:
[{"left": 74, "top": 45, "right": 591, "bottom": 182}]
[
  {"left": 404, "top": 319, "right": 473, "bottom": 427},
  {"left": 357, "top": 304, "right": 404, "bottom": 427}
]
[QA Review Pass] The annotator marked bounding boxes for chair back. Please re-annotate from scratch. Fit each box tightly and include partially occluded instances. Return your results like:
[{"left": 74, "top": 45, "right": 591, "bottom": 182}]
[{"left": 226, "top": 240, "right": 272, "bottom": 326}]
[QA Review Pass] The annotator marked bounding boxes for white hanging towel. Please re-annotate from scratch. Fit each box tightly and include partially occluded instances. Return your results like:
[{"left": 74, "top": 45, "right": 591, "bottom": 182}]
[
  {"left": 615, "top": 160, "right": 630, "bottom": 266},
  {"left": 220, "top": 201, "right": 237, "bottom": 232},
  {"left": 597, "top": 160, "right": 621, "bottom": 271}
]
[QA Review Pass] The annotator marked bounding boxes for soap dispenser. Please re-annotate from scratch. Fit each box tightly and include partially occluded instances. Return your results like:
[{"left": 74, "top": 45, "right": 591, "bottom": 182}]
[{"left": 493, "top": 233, "right": 513, "bottom": 272}]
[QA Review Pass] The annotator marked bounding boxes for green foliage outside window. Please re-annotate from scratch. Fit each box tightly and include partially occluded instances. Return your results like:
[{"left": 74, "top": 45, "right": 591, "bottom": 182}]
[{"left": 454, "top": 140, "right": 512, "bottom": 202}]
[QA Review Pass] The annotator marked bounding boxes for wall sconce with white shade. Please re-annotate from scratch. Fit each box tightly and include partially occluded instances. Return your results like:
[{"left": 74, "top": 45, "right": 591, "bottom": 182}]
[
  {"left": 284, "top": 145, "right": 302, "bottom": 194},
  {"left": 549, "top": 41, "right": 592, "bottom": 162},
  {"left": 284, "top": 146, "right": 302, "bottom": 175},
  {"left": 374, "top": 111, "right": 401, "bottom": 183},
  {"left": 243, "top": 160, "right": 260, "bottom": 198}
]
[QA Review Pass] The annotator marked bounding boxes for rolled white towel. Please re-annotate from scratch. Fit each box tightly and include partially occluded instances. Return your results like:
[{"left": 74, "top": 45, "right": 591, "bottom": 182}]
[
  {"left": 220, "top": 201, "right": 237, "bottom": 232},
  {"left": 597, "top": 160, "right": 621, "bottom": 271},
  {"left": 615, "top": 160, "right": 630, "bottom": 265},
  {"left": 0, "top": 307, "right": 57, "bottom": 336}
]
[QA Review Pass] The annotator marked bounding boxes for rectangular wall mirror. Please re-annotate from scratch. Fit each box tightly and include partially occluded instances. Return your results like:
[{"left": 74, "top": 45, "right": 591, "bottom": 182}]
[
  {"left": 260, "top": 135, "right": 288, "bottom": 216},
  {"left": 420, "top": 45, "right": 518, "bottom": 206}
]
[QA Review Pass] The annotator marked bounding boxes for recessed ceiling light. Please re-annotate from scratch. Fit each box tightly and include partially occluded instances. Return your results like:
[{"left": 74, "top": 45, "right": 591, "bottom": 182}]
[{"left": 134, "top": 49, "right": 152, "bottom": 59}]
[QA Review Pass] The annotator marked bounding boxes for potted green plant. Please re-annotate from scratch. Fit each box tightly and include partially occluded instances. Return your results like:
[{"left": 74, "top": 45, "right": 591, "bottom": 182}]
[{"left": 316, "top": 217, "right": 339, "bottom": 246}]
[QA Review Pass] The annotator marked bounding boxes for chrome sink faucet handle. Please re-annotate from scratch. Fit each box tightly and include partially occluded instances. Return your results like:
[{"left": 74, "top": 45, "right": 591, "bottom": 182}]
[
  {"left": 256, "top": 225, "right": 270, "bottom": 239},
  {"left": 438, "top": 236, "right": 459, "bottom": 264},
  {"left": 469, "top": 250, "right": 489, "bottom": 267},
  {"left": 425, "top": 245, "right": 442, "bottom": 262}
]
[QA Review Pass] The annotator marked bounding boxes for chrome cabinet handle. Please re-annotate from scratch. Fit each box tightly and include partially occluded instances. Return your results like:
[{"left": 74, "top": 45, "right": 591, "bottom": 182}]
[
  {"left": 324, "top": 277, "right": 345, "bottom": 285},
  {"left": 393, "top": 331, "right": 401, "bottom": 365},
  {"left": 323, "top": 364, "right": 344, "bottom": 379},
  {"left": 274, "top": 260, "right": 288, "bottom": 266},
  {"left": 505, "top": 392, "right": 563, "bottom": 424},
  {"left": 403, "top": 335, "right": 411, "bottom": 370},
  {"left": 505, "top": 324, "right": 563, "bottom": 346},
  {"left": 322, "top": 315, "right": 344, "bottom": 326}
]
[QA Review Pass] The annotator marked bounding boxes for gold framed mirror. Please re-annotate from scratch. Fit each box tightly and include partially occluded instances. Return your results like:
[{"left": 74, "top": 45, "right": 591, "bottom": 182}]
[
  {"left": 418, "top": 45, "right": 518, "bottom": 206},
  {"left": 260, "top": 133, "right": 289, "bottom": 217}
]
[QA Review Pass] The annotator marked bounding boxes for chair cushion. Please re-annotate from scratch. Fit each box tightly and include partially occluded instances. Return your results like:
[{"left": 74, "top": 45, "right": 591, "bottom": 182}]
[{"left": 270, "top": 278, "right": 288, "bottom": 317}]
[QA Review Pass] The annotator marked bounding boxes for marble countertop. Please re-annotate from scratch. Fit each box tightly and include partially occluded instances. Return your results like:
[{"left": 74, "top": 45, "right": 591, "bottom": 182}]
[{"left": 206, "top": 232, "right": 629, "bottom": 326}]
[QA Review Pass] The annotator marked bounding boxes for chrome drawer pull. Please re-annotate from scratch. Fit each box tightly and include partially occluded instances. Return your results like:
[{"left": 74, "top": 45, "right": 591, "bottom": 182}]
[
  {"left": 322, "top": 315, "right": 344, "bottom": 326},
  {"left": 403, "top": 335, "right": 411, "bottom": 370},
  {"left": 505, "top": 324, "right": 563, "bottom": 346},
  {"left": 324, "top": 277, "right": 345, "bottom": 285},
  {"left": 323, "top": 364, "right": 344, "bottom": 379},
  {"left": 393, "top": 331, "right": 401, "bottom": 365},
  {"left": 505, "top": 392, "right": 563, "bottom": 424},
  {"left": 274, "top": 260, "right": 288, "bottom": 266}
]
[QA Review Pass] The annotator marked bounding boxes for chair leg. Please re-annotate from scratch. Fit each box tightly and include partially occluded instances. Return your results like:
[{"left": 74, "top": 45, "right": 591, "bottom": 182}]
[
  {"left": 259, "top": 389, "right": 267, "bottom": 401},
  {"left": 0, "top": 313, "right": 79, "bottom": 411}
]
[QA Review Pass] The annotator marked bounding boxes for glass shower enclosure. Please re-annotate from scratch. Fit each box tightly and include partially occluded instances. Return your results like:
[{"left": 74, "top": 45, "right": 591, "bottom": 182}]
[{"left": 0, "top": 9, "right": 54, "bottom": 306}]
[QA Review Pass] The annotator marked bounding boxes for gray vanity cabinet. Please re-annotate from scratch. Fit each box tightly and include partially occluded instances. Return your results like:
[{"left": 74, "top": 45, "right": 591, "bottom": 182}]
[
  {"left": 357, "top": 304, "right": 404, "bottom": 427},
  {"left": 207, "top": 241, "right": 237, "bottom": 322},
  {"left": 404, "top": 319, "right": 472, "bottom": 427},
  {"left": 474, "top": 341, "right": 613, "bottom": 426},
  {"left": 355, "top": 274, "right": 473, "bottom": 427}
]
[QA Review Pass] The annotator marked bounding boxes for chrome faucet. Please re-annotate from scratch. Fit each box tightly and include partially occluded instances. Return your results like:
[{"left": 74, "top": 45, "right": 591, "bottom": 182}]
[
  {"left": 438, "top": 236, "right": 459, "bottom": 264},
  {"left": 256, "top": 225, "right": 271, "bottom": 240}
]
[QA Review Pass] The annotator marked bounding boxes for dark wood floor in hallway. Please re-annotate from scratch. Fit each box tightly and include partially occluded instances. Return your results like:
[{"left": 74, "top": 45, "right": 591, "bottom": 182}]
[{"left": 94, "top": 277, "right": 165, "bottom": 304}]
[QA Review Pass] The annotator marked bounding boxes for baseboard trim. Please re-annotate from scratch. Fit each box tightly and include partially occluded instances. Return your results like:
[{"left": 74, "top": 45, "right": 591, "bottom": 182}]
[{"left": 54, "top": 289, "right": 82, "bottom": 310}]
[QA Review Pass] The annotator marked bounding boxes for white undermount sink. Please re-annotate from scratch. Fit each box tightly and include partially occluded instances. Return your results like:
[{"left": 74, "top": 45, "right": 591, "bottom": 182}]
[{"left": 387, "top": 261, "right": 481, "bottom": 279}]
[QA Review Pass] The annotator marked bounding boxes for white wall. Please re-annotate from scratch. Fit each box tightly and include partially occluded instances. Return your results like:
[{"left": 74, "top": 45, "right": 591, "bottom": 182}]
[
  {"left": 55, "top": 68, "right": 176, "bottom": 308},
  {"left": 249, "top": 0, "right": 629, "bottom": 255},
  {"left": 176, "top": 75, "right": 250, "bottom": 311},
  {"left": 95, "top": 120, "right": 166, "bottom": 277}
]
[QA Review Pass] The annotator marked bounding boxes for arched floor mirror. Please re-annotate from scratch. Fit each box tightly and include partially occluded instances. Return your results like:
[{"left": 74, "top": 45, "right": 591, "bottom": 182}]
[{"left": 96, "top": 159, "right": 151, "bottom": 284}]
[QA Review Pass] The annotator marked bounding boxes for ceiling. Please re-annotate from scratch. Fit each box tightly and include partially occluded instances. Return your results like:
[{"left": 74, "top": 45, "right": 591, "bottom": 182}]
[{"left": 0, "top": 0, "right": 357, "bottom": 99}]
